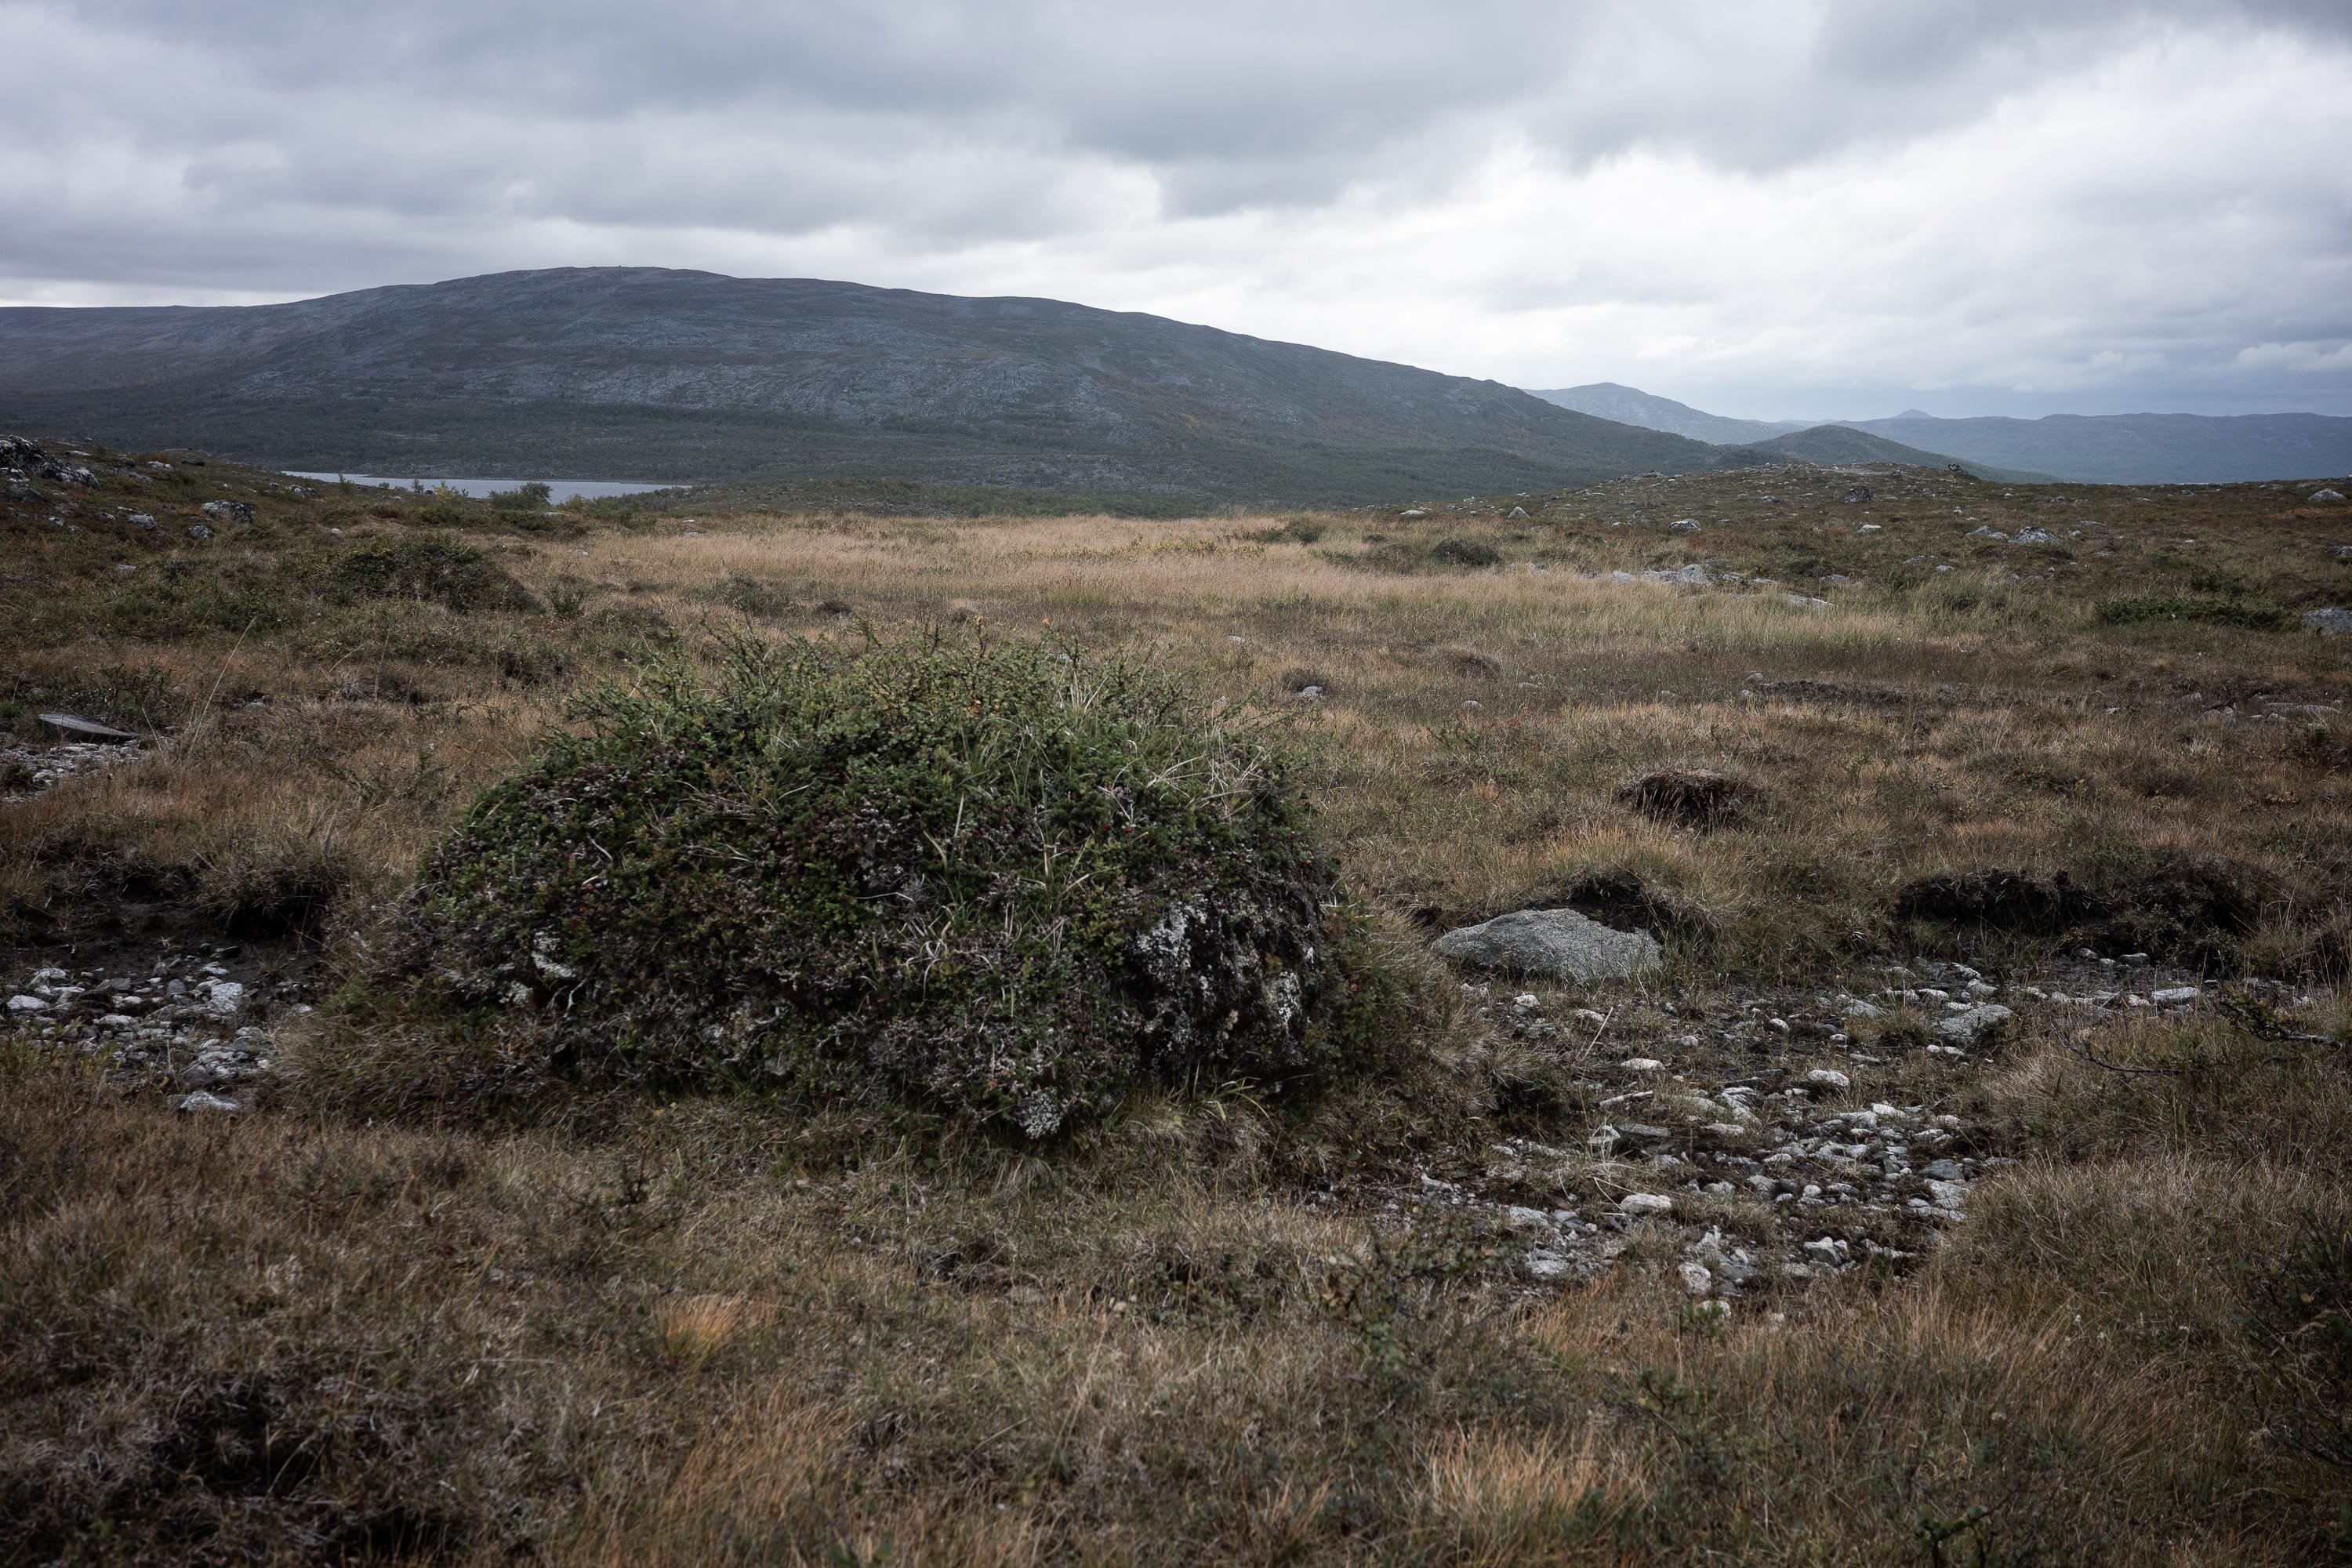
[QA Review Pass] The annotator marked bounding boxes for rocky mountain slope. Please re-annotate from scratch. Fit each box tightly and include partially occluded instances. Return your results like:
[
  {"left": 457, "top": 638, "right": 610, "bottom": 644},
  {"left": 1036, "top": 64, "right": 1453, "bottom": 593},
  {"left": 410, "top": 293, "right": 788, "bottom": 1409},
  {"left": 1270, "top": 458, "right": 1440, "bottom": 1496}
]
[
  {"left": 1530, "top": 382, "right": 1809, "bottom": 445},
  {"left": 0, "top": 268, "right": 1742, "bottom": 505}
]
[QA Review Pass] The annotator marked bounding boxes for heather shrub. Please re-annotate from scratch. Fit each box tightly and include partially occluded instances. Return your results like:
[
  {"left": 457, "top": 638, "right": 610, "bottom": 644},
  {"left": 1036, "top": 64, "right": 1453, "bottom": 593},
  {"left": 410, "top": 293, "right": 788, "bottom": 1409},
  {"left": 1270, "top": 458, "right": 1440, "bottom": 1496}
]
[{"left": 381, "top": 631, "right": 1377, "bottom": 1134}]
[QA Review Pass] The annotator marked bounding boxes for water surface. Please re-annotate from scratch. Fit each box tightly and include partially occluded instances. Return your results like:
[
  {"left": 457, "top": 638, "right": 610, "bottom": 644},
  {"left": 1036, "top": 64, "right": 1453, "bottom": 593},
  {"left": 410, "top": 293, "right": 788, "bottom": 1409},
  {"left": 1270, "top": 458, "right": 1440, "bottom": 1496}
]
[{"left": 289, "top": 473, "right": 681, "bottom": 502}]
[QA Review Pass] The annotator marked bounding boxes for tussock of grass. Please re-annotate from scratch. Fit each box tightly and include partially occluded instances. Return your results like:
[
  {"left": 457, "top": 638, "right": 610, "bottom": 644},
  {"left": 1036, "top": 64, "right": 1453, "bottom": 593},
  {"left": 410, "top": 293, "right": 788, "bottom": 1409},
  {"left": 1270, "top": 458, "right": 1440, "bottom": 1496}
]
[{"left": 363, "top": 630, "right": 1386, "bottom": 1134}]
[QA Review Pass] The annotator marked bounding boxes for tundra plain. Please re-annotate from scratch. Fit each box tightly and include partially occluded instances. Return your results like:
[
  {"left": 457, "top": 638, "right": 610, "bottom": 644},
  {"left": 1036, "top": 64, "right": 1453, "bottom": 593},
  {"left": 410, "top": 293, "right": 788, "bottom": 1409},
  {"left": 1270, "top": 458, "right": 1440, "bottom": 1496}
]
[{"left": 4, "top": 448, "right": 2350, "bottom": 1564}]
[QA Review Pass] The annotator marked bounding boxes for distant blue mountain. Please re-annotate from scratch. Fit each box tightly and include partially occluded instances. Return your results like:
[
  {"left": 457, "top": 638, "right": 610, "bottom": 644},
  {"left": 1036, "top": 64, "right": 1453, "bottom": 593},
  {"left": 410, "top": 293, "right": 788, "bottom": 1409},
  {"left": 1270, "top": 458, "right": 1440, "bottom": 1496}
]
[
  {"left": 1838, "top": 412, "right": 2352, "bottom": 485},
  {"left": 1530, "top": 381, "right": 2352, "bottom": 485}
]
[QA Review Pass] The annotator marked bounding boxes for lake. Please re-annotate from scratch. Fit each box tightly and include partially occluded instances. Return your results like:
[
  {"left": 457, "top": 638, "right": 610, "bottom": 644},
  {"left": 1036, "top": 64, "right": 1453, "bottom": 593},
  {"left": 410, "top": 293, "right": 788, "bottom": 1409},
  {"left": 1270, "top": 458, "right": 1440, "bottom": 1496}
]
[{"left": 288, "top": 473, "right": 683, "bottom": 502}]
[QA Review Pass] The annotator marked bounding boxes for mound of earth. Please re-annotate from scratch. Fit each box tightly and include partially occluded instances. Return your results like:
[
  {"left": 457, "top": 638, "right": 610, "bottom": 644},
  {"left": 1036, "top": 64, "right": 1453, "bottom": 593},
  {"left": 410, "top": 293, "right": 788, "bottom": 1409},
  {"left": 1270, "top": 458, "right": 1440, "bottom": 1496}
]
[
  {"left": 1893, "top": 855, "right": 2266, "bottom": 966},
  {"left": 1617, "top": 768, "right": 1755, "bottom": 828},
  {"left": 385, "top": 633, "right": 1367, "bottom": 1134}
]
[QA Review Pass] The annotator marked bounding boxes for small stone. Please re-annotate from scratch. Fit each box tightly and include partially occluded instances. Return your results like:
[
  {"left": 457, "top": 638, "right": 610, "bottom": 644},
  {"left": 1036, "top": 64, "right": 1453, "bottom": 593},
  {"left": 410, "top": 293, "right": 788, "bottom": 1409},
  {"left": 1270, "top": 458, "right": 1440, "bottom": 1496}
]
[
  {"left": 2149, "top": 985, "right": 2199, "bottom": 1004},
  {"left": 1933, "top": 1004, "right": 2013, "bottom": 1045},
  {"left": 1508, "top": 506, "right": 1529, "bottom": 517},
  {"left": 2303, "top": 608, "right": 2351, "bottom": 636},
  {"left": 36, "top": 713, "right": 140, "bottom": 743},
  {"left": 1802, "top": 1236, "right": 1849, "bottom": 1265},
  {"left": 1503, "top": 1205, "right": 1552, "bottom": 1232},
  {"left": 175, "top": 1091, "right": 241, "bottom": 1113},
  {"left": 1842, "top": 485, "right": 1871, "bottom": 503},
  {"left": 1806, "top": 1068, "right": 1850, "bottom": 1091},
  {"left": 198, "top": 981, "right": 248, "bottom": 1018},
  {"left": 2012, "top": 526, "right": 2056, "bottom": 544},
  {"left": 1620, "top": 1058, "right": 1664, "bottom": 1073},
  {"left": 1921, "top": 1159, "right": 1963, "bottom": 1181},
  {"left": 1524, "top": 1250, "right": 1574, "bottom": 1280},
  {"left": 1620, "top": 1192, "right": 1674, "bottom": 1217},
  {"left": 187, "top": 524, "right": 212, "bottom": 540},
  {"left": 2309, "top": 488, "right": 2347, "bottom": 503},
  {"left": 7, "top": 994, "right": 49, "bottom": 1013},
  {"left": 1677, "top": 1260, "right": 1713, "bottom": 1296},
  {"left": 1927, "top": 1178, "right": 1969, "bottom": 1210},
  {"left": 1668, "top": 517, "right": 1702, "bottom": 533}
]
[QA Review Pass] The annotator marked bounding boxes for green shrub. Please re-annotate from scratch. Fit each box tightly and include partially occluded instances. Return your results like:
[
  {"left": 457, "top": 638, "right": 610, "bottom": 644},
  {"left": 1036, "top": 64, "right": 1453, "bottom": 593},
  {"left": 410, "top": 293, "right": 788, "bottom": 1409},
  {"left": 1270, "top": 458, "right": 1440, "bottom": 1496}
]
[
  {"left": 487, "top": 481, "right": 553, "bottom": 512},
  {"left": 381, "top": 632, "right": 1377, "bottom": 1134},
  {"left": 2094, "top": 594, "right": 2286, "bottom": 631},
  {"left": 1358, "top": 536, "right": 1503, "bottom": 574},
  {"left": 103, "top": 558, "right": 303, "bottom": 641},
  {"left": 702, "top": 575, "right": 797, "bottom": 619},
  {"left": 330, "top": 539, "right": 537, "bottom": 613},
  {"left": 1430, "top": 538, "right": 1502, "bottom": 568}
]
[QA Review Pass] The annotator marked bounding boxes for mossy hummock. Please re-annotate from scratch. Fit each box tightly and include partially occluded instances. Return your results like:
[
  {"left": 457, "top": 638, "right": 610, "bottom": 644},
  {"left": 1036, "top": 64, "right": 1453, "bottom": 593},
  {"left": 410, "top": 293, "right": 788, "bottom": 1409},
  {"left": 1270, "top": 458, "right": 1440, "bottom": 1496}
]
[{"left": 392, "top": 632, "right": 1363, "bottom": 1133}]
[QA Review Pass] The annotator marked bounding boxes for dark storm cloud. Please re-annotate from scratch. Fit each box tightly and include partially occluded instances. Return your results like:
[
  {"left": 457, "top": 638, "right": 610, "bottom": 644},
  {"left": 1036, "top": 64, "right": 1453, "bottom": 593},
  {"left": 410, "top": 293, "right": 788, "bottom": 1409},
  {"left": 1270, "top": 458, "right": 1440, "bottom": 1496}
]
[{"left": 4, "top": 0, "right": 2350, "bottom": 415}]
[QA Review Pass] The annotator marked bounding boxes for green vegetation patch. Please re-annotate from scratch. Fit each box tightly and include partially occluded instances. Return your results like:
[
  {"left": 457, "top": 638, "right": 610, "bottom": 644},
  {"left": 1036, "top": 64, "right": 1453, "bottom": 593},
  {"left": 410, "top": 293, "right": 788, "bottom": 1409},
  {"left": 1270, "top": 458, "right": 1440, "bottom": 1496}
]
[
  {"left": 330, "top": 538, "right": 538, "bottom": 613},
  {"left": 1358, "top": 535, "right": 1504, "bottom": 573},
  {"left": 382, "top": 632, "right": 1373, "bottom": 1134},
  {"left": 2092, "top": 593, "right": 2287, "bottom": 631}
]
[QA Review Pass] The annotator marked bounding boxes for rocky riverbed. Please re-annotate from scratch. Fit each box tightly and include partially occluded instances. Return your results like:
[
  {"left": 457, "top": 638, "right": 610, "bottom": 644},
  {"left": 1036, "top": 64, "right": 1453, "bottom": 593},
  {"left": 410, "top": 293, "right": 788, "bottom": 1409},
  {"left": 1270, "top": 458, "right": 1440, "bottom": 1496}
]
[{"left": 1345, "top": 949, "right": 2318, "bottom": 1309}]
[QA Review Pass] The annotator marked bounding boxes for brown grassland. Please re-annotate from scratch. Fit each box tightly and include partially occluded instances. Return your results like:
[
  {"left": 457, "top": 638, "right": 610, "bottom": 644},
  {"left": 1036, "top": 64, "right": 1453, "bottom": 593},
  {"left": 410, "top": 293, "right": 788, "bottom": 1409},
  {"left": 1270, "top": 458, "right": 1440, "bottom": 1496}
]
[{"left": 4, "top": 450, "right": 2351, "bottom": 1563}]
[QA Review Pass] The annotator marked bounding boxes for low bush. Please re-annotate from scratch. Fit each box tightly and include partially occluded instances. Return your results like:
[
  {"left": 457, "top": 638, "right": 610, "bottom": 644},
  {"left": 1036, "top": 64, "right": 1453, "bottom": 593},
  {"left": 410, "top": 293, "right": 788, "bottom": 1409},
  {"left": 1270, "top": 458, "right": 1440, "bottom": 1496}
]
[
  {"left": 487, "top": 481, "right": 554, "bottom": 512},
  {"left": 103, "top": 557, "right": 305, "bottom": 641},
  {"left": 1430, "top": 537, "right": 1502, "bottom": 568},
  {"left": 2094, "top": 593, "right": 2287, "bottom": 630},
  {"left": 1357, "top": 537, "right": 1503, "bottom": 573},
  {"left": 372, "top": 632, "right": 1382, "bottom": 1134},
  {"left": 330, "top": 538, "right": 537, "bottom": 614}
]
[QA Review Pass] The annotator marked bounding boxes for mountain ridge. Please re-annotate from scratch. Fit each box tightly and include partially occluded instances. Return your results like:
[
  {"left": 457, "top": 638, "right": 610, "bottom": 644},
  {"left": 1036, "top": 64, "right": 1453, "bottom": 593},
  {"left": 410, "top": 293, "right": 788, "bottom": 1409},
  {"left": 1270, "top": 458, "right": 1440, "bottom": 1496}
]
[
  {"left": 1530, "top": 379, "right": 2351, "bottom": 484},
  {"left": 0, "top": 267, "right": 1749, "bottom": 505},
  {"left": 1529, "top": 382, "right": 1811, "bottom": 445}
]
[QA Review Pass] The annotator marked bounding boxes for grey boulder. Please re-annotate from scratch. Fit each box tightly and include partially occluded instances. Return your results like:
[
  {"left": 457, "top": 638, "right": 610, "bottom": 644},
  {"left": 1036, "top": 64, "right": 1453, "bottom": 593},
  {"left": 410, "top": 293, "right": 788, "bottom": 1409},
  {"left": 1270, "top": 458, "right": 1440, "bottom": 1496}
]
[
  {"left": 1432, "top": 908, "right": 1661, "bottom": 982},
  {"left": 1934, "top": 1004, "right": 2013, "bottom": 1045},
  {"left": 2305, "top": 607, "right": 2351, "bottom": 637}
]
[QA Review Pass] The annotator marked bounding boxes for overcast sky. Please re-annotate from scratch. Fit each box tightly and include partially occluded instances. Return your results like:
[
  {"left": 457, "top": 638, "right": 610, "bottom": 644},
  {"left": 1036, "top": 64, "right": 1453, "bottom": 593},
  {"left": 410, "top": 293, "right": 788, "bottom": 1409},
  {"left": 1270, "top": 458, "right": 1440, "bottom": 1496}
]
[{"left": 7, "top": 0, "right": 2350, "bottom": 419}]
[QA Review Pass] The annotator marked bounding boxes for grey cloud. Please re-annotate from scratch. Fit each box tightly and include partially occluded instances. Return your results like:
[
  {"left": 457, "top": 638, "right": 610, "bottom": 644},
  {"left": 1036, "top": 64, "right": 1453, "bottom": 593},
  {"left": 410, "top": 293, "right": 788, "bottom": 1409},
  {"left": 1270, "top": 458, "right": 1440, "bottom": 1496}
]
[
  {"left": 59, "top": 0, "right": 2352, "bottom": 183},
  {"left": 5, "top": 0, "right": 2350, "bottom": 416}
]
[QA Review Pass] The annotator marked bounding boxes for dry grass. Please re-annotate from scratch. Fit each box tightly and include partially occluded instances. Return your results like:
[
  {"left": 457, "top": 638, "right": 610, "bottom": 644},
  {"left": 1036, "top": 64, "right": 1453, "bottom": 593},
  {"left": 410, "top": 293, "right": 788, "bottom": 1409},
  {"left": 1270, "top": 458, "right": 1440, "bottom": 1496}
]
[{"left": 3, "top": 452, "right": 2350, "bottom": 1562}]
